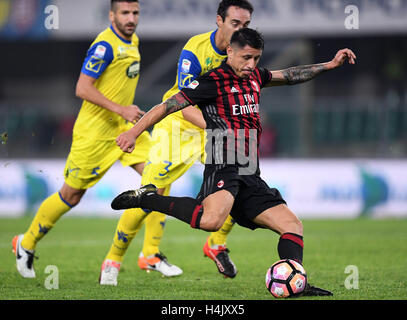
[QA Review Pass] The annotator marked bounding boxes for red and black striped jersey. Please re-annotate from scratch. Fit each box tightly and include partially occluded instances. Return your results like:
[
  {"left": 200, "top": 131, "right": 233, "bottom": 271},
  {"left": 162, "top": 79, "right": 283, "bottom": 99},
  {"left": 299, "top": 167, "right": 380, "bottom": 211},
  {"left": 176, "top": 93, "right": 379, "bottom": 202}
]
[{"left": 180, "top": 60, "right": 271, "bottom": 173}]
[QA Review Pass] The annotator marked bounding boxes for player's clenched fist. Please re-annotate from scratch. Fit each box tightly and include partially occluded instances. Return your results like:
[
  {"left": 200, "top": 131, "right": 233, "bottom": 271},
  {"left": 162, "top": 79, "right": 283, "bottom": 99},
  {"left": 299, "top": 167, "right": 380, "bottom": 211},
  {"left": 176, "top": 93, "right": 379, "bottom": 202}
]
[
  {"left": 116, "top": 130, "right": 137, "bottom": 153},
  {"left": 120, "top": 104, "right": 145, "bottom": 123}
]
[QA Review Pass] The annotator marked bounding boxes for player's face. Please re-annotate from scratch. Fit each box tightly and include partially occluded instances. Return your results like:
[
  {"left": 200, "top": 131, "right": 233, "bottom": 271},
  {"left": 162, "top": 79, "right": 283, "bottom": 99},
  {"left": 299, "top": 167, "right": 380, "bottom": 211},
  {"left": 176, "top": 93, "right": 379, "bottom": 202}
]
[
  {"left": 227, "top": 44, "right": 262, "bottom": 79},
  {"left": 217, "top": 6, "right": 251, "bottom": 48},
  {"left": 110, "top": 2, "right": 140, "bottom": 39}
]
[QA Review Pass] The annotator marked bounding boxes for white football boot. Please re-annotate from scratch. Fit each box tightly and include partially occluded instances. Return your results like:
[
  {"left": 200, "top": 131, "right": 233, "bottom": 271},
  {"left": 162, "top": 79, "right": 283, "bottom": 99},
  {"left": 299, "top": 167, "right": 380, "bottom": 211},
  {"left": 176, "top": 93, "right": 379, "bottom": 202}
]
[
  {"left": 99, "top": 259, "right": 121, "bottom": 286},
  {"left": 12, "top": 234, "right": 36, "bottom": 278},
  {"left": 138, "top": 252, "right": 183, "bottom": 277}
]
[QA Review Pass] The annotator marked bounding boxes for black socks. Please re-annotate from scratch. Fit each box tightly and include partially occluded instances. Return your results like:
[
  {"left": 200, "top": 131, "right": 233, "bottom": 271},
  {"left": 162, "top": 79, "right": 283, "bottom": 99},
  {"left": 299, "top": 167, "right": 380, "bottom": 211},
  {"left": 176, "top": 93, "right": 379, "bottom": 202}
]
[
  {"left": 140, "top": 193, "right": 203, "bottom": 228},
  {"left": 278, "top": 233, "right": 304, "bottom": 264}
]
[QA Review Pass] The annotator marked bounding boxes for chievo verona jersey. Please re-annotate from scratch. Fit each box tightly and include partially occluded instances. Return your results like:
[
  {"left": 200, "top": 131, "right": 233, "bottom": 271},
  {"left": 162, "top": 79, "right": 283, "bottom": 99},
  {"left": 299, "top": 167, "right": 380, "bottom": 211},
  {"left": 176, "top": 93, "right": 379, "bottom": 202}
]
[
  {"left": 73, "top": 26, "right": 141, "bottom": 140},
  {"left": 180, "top": 61, "right": 272, "bottom": 173},
  {"left": 159, "top": 29, "right": 227, "bottom": 131}
]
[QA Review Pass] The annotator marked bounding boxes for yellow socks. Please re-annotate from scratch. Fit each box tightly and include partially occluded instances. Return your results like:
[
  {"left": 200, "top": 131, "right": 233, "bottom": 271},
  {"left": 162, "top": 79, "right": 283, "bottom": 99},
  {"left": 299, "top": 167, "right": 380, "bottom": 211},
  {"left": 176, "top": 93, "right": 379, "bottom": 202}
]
[
  {"left": 105, "top": 185, "right": 171, "bottom": 262},
  {"left": 208, "top": 215, "right": 235, "bottom": 248},
  {"left": 21, "top": 192, "right": 72, "bottom": 251},
  {"left": 141, "top": 185, "right": 170, "bottom": 257},
  {"left": 141, "top": 211, "right": 167, "bottom": 257},
  {"left": 105, "top": 207, "right": 149, "bottom": 262}
]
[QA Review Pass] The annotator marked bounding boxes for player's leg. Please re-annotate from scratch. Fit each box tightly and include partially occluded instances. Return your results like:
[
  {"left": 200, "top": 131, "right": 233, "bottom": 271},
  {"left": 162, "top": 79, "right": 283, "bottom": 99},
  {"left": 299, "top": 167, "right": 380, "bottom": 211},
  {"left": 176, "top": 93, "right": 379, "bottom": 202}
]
[
  {"left": 103, "top": 161, "right": 147, "bottom": 264},
  {"left": 206, "top": 215, "right": 235, "bottom": 249},
  {"left": 14, "top": 136, "right": 118, "bottom": 279},
  {"left": 203, "top": 215, "right": 237, "bottom": 278},
  {"left": 200, "top": 196, "right": 238, "bottom": 278},
  {"left": 137, "top": 185, "right": 181, "bottom": 276},
  {"left": 112, "top": 164, "right": 239, "bottom": 231},
  {"left": 252, "top": 204, "right": 303, "bottom": 263},
  {"left": 101, "top": 205, "right": 150, "bottom": 285},
  {"left": 141, "top": 210, "right": 167, "bottom": 258},
  {"left": 101, "top": 132, "right": 181, "bottom": 282},
  {"left": 100, "top": 135, "right": 150, "bottom": 285},
  {"left": 198, "top": 190, "right": 235, "bottom": 231},
  {"left": 103, "top": 185, "right": 181, "bottom": 279},
  {"left": 13, "top": 183, "right": 85, "bottom": 278},
  {"left": 14, "top": 135, "right": 122, "bottom": 279},
  {"left": 22, "top": 183, "right": 85, "bottom": 250},
  {"left": 132, "top": 160, "right": 169, "bottom": 259},
  {"left": 103, "top": 206, "right": 148, "bottom": 265},
  {"left": 110, "top": 165, "right": 240, "bottom": 278},
  {"left": 132, "top": 127, "right": 195, "bottom": 276},
  {"left": 112, "top": 185, "right": 234, "bottom": 232}
]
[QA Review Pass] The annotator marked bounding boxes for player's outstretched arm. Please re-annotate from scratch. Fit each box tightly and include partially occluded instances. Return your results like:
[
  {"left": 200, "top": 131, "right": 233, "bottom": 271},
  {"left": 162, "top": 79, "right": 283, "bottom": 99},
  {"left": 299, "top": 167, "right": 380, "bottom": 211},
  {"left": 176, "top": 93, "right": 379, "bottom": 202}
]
[
  {"left": 116, "top": 92, "right": 191, "bottom": 153},
  {"left": 266, "top": 48, "right": 356, "bottom": 87}
]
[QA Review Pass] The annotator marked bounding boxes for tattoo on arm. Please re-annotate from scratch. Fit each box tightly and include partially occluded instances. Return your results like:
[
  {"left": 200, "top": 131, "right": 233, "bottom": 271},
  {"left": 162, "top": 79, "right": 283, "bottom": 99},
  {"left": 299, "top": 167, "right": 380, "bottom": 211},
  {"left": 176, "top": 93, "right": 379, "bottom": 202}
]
[
  {"left": 164, "top": 93, "right": 191, "bottom": 115},
  {"left": 282, "top": 63, "right": 328, "bottom": 85}
]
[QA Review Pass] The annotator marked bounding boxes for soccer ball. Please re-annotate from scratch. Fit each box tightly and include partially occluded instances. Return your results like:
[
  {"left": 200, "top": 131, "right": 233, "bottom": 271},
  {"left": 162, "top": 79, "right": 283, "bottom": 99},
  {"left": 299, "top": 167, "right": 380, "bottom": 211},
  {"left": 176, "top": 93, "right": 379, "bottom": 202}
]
[{"left": 265, "top": 259, "right": 307, "bottom": 298}]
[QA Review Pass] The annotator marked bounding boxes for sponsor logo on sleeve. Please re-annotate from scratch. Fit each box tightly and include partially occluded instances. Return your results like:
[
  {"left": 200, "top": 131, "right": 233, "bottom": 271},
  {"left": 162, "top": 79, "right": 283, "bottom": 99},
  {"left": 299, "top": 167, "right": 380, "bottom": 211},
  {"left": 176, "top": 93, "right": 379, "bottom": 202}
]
[
  {"left": 181, "top": 59, "right": 191, "bottom": 73},
  {"left": 187, "top": 80, "right": 200, "bottom": 89},
  {"left": 94, "top": 44, "right": 107, "bottom": 59}
]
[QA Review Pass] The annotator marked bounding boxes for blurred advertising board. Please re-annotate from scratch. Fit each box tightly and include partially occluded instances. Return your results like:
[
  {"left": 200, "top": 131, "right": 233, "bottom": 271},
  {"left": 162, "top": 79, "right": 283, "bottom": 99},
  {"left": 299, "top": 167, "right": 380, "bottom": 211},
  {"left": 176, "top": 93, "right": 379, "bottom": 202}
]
[
  {"left": 1, "top": 159, "right": 406, "bottom": 218},
  {"left": 2, "top": 0, "right": 406, "bottom": 40},
  {"left": 0, "top": 0, "right": 52, "bottom": 39},
  {"left": 53, "top": 0, "right": 407, "bottom": 39}
]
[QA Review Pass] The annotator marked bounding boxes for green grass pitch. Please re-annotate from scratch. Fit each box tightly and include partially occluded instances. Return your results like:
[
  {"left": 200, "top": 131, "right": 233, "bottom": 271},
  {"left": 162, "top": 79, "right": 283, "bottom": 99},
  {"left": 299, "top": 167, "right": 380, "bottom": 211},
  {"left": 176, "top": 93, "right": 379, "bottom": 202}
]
[{"left": 0, "top": 216, "right": 406, "bottom": 300}]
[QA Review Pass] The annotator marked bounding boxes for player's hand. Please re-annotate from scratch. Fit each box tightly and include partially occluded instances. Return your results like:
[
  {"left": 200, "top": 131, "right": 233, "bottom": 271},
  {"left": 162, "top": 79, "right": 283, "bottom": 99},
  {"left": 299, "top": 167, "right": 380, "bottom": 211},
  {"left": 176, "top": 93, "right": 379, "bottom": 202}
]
[
  {"left": 120, "top": 105, "right": 145, "bottom": 123},
  {"left": 116, "top": 130, "right": 138, "bottom": 153},
  {"left": 328, "top": 48, "right": 356, "bottom": 69}
]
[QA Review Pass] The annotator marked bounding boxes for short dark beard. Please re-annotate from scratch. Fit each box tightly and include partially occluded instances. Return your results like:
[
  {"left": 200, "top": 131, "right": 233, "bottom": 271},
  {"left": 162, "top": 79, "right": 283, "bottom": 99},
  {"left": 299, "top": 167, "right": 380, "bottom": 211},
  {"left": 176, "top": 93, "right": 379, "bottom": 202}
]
[{"left": 114, "top": 19, "right": 136, "bottom": 38}]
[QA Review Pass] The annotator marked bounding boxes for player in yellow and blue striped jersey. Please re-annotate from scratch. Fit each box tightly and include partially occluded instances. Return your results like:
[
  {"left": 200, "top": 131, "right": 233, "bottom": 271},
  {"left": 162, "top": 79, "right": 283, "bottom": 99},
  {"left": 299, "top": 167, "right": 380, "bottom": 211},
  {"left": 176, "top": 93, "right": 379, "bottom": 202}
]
[{"left": 11, "top": 0, "right": 184, "bottom": 282}]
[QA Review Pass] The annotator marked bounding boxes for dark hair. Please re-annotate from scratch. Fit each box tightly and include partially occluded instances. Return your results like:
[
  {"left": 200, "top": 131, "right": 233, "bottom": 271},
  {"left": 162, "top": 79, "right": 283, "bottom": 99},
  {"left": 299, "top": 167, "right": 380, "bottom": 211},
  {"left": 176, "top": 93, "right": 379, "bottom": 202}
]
[
  {"left": 217, "top": 0, "right": 254, "bottom": 21},
  {"left": 111, "top": 0, "right": 139, "bottom": 10},
  {"left": 230, "top": 28, "right": 264, "bottom": 50}
]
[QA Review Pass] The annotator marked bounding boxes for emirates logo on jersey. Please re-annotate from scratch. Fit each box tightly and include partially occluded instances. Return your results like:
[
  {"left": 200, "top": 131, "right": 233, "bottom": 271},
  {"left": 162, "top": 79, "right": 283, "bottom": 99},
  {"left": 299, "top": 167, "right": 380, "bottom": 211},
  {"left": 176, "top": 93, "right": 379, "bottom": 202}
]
[
  {"left": 217, "top": 180, "right": 225, "bottom": 188},
  {"left": 232, "top": 93, "right": 259, "bottom": 116}
]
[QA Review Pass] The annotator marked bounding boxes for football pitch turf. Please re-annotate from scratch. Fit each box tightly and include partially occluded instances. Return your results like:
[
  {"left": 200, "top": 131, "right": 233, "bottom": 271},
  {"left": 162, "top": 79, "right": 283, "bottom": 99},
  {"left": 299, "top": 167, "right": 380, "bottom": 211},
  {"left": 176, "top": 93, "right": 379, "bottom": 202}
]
[{"left": 0, "top": 216, "right": 406, "bottom": 301}]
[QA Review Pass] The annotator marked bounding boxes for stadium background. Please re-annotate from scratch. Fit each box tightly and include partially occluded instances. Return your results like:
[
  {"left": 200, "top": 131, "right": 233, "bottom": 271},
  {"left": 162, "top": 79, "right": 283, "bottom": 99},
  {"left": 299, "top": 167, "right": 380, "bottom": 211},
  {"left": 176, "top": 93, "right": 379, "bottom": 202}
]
[{"left": 0, "top": 0, "right": 406, "bottom": 219}]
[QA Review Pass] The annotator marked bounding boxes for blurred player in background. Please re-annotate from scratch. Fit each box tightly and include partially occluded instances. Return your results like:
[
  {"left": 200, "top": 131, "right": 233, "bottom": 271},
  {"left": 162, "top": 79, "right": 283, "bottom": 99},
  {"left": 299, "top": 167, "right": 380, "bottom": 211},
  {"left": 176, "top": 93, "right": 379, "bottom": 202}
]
[
  {"left": 100, "top": 0, "right": 254, "bottom": 284},
  {"left": 10, "top": 0, "right": 186, "bottom": 279},
  {"left": 112, "top": 28, "right": 356, "bottom": 296}
]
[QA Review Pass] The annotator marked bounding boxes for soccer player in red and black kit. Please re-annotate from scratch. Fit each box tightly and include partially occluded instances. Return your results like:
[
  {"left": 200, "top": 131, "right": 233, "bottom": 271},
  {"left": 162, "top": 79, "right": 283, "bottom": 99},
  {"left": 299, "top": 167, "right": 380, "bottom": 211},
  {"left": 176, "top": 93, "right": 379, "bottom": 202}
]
[{"left": 112, "top": 28, "right": 356, "bottom": 296}]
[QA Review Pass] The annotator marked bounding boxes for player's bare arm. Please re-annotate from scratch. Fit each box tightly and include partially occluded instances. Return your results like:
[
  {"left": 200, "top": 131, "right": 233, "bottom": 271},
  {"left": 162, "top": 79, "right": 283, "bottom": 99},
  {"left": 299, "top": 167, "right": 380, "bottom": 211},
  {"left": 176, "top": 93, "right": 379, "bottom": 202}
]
[
  {"left": 116, "top": 92, "right": 191, "bottom": 153},
  {"left": 181, "top": 107, "right": 207, "bottom": 129},
  {"left": 76, "top": 72, "right": 144, "bottom": 122},
  {"left": 266, "top": 48, "right": 356, "bottom": 87}
]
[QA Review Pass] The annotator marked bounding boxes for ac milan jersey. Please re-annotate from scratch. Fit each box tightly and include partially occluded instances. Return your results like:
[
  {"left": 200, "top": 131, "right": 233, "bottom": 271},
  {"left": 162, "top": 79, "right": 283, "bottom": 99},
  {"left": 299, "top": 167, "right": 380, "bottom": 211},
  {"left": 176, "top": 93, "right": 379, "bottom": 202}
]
[{"left": 180, "top": 60, "right": 272, "bottom": 173}]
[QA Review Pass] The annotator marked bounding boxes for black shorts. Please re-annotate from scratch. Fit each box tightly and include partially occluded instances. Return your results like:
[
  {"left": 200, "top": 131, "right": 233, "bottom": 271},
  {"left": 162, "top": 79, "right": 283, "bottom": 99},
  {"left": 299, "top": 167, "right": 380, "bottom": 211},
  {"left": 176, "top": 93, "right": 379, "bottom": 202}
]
[{"left": 196, "top": 164, "right": 286, "bottom": 230}]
